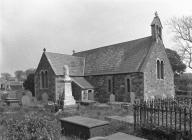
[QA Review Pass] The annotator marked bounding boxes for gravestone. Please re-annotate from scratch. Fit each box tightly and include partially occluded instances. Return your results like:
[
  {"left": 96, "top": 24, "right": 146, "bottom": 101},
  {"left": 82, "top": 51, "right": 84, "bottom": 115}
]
[
  {"left": 21, "top": 94, "right": 32, "bottom": 106},
  {"left": 42, "top": 92, "right": 48, "bottom": 104},
  {"left": 31, "top": 96, "right": 37, "bottom": 106},
  {"left": 130, "top": 92, "right": 135, "bottom": 104},
  {"left": 150, "top": 95, "right": 155, "bottom": 100},
  {"left": 109, "top": 94, "right": 115, "bottom": 102},
  {"left": 162, "top": 93, "right": 167, "bottom": 99},
  {"left": 26, "top": 91, "right": 32, "bottom": 98},
  {"left": 55, "top": 65, "right": 76, "bottom": 107},
  {"left": 135, "top": 98, "right": 140, "bottom": 104},
  {"left": 15, "top": 90, "right": 25, "bottom": 101}
]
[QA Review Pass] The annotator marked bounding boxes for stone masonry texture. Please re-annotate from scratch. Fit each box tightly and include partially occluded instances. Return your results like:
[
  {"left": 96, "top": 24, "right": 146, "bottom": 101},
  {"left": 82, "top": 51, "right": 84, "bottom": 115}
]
[
  {"left": 85, "top": 73, "right": 144, "bottom": 102},
  {"left": 35, "top": 39, "right": 174, "bottom": 103},
  {"left": 35, "top": 53, "right": 56, "bottom": 101},
  {"left": 144, "top": 40, "right": 175, "bottom": 99}
]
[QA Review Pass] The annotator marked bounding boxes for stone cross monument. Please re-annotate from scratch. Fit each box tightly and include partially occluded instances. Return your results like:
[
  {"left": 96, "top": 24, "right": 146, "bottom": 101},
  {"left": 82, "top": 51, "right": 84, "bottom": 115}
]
[{"left": 63, "top": 65, "right": 76, "bottom": 106}]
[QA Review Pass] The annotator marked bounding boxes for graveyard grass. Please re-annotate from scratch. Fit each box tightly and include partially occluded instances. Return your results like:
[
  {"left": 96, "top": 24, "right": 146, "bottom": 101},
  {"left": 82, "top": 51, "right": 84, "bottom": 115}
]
[{"left": 0, "top": 101, "right": 134, "bottom": 140}]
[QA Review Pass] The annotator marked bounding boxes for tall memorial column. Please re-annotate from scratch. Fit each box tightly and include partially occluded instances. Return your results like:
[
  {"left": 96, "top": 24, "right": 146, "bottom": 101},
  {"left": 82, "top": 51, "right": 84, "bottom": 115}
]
[{"left": 63, "top": 65, "right": 76, "bottom": 106}]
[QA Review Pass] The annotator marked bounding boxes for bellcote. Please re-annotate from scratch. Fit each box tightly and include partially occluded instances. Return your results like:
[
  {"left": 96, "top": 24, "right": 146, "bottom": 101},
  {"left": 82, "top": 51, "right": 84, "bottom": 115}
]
[{"left": 151, "top": 12, "right": 163, "bottom": 41}]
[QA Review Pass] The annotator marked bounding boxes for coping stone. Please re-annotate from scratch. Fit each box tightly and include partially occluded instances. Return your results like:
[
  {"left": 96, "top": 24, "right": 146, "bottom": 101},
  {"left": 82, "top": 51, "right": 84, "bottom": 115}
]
[
  {"left": 60, "top": 116, "right": 109, "bottom": 128},
  {"left": 88, "top": 132, "right": 147, "bottom": 140},
  {"left": 106, "top": 132, "right": 147, "bottom": 140}
]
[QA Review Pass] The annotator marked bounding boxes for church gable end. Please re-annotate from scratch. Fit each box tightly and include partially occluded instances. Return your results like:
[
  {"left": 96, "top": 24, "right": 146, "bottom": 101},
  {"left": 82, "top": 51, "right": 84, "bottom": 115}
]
[
  {"left": 142, "top": 12, "right": 174, "bottom": 100},
  {"left": 35, "top": 51, "right": 56, "bottom": 101},
  {"left": 144, "top": 42, "right": 174, "bottom": 99}
]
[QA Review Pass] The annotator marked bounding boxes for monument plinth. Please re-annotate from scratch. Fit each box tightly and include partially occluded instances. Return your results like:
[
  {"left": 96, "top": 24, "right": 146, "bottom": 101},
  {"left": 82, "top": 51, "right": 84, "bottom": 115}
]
[
  {"left": 63, "top": 78, "right": 76, "bottom": 106},
  {"left": 63, "top": 65, "right": 76, "bottom": 107}
]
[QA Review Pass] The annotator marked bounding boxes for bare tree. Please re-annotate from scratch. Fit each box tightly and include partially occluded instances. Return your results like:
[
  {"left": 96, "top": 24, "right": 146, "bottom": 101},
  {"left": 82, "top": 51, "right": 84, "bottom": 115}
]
[{"left": 168, "top": 16, "right": 192, "bottom": 69}]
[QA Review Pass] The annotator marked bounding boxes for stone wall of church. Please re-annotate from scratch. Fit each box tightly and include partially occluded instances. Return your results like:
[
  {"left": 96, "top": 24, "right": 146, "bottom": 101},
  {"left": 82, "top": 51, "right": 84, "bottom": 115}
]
[
  {"left": 71, "top": 82, "right": 82, "bottom": 101},
  {"left": 35, "top": 53, "right": 56, "bottom": 102},
  {"left": 85, "top": 73, "right": 144, "bottom": 103},
  {"left": 144, "top": 40, "right": 175, "bottom": 99}
]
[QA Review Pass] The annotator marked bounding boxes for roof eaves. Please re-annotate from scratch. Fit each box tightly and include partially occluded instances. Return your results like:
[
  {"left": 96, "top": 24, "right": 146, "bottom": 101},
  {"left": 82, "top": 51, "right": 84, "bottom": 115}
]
[{"left": 84, "top": 71, "right": 143, "bottom": 76}]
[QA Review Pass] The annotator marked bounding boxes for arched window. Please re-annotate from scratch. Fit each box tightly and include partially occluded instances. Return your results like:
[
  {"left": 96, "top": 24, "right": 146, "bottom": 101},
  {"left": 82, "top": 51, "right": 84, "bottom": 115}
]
[
  {"left": 107, "top": 77, "right": 113, "bottom": 93},
  {"left": 161, "top": 61, "right": 164, "bottom": 79},
  {"left": 157, "top": 59, "right": 164, "bottom": 80},
  {"left": 126, "top": 78, "right": 131, "bottom": 92},
  {"left": 40, "top": 71, "right": 44, "bottom": 88},
  {"left": 157, "top": 60, "right": 160, "bottom": 79},
  {"left": 40, "top": 70, "right": 48, "bottom": 89},
  {"left": 45, "top": 71, "right": 48, "bottom": 88}
]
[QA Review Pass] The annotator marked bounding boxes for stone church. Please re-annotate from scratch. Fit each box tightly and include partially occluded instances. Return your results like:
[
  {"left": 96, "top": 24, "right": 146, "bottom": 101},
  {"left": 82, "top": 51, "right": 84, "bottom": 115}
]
[{"left": 34, "top": 13, "right": 175, "bottom": 103}]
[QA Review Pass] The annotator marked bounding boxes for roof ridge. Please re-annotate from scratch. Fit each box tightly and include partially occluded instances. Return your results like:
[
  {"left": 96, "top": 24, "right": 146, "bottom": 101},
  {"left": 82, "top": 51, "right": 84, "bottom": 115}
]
[
  {"left": 45, "top": 51, "right": 84, "bottom": 59},
  {"left": 74, "top": 36, "right": 152, "bottom": 54}
]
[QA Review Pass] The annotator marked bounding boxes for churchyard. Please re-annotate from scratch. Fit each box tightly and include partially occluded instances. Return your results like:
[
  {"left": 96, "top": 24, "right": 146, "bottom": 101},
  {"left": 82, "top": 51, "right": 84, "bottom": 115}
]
[
  {"left": 1, "top": 90, "right": 192, "bottom": 140},
  {"left": 0, "top": 90, "right": 144, "bottom": 140}
]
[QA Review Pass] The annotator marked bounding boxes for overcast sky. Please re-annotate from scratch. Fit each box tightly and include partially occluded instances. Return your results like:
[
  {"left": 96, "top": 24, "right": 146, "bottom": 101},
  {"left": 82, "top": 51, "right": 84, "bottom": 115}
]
[{"left": 0, "top": 0, "right": 192, "bottom": 75}]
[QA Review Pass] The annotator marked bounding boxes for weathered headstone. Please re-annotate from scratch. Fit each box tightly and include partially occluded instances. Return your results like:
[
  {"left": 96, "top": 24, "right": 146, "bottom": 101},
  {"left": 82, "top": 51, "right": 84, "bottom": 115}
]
[
  {"left": 150, "top": 95, "right": 155, "bottom": 100},
  {"left": 162, "top": 93, "right": 166, "bottom": 99},
  {"left": 135, "top": 98, "right": 140, "bottom": 104},
  {"left": 15, "top": 90, "right": 24, "bottom": 101},
  {"left": 21, "top": 95, "right": 31, "bottom": 106},
  {"left": 26, "top": 91, "right": 32, "bottom": 98},
  {"left": 109, "top": 94, "right": 115, "bottom": 102},
  {"left": 42, "top": 92, "right": 48, "bottom": 104},
  {"left": 130, "top": 92, "right": 135, "bottom": 104},
  {"left": 31, "top": 96, "right": 37, "bottom": 106}
]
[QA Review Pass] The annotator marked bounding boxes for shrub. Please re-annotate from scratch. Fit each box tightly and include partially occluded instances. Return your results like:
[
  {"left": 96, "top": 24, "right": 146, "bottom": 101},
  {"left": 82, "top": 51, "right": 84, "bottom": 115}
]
[{"left": 1, "top": 112, "right": 61, "bottom": 140}]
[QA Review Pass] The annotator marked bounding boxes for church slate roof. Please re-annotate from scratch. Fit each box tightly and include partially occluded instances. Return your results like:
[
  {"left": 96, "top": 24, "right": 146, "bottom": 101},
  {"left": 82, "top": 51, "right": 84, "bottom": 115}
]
[
  {"left": 44, "top": 36, "right": 153, "bottom": 76},
  {"left": 73, "top": 36, "right": 153, "bottom": 76},
  {"left": 72, "top": 77, "right": 94, "bottom": 89},
  {"left": 45, "top": 52, "right": 85, "bottom": 76}
]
